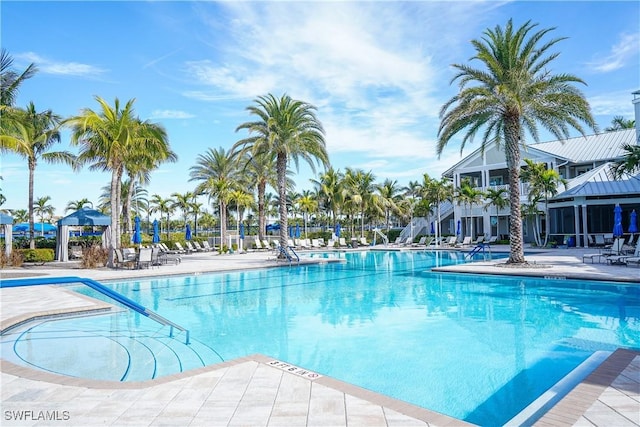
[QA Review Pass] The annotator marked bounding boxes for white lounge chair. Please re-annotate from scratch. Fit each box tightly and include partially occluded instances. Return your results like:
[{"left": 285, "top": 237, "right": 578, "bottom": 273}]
[
  {"left": 456, "top": 236, "right": 472, "bottom": 248},
  {"left": 607, "top": 239, "right": 640, "bottom": 265},
  {"left": 583, "top": 238, "right": 624, "bottom": 263}
]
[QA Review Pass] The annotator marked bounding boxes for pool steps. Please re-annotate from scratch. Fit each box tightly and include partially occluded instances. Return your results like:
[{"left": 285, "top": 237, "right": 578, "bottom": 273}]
[{"left": 0, "top": 276, "right": 190, "bottom": 344}]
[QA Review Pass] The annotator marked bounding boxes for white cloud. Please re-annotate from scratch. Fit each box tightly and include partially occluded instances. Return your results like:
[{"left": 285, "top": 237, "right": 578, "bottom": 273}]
[
  {"left": 149, "top": 109, "right": 195, "bottom": 119},
  {"left": 15, "top": 52, "right": 107, "bottom": 77},
  {"left": 588, "top": 90, "right": 636, "bottom": 116},
  {"left": 588, "top": 32, "right": 640, "bottom": 73}
]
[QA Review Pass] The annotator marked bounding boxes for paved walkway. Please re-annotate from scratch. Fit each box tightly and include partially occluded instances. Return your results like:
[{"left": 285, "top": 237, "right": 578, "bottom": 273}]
[{"left": 1, "top": 246, "right": 638, "bottom": 426}]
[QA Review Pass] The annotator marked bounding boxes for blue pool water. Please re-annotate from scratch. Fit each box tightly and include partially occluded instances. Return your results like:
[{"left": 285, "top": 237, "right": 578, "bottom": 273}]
[{"left": 4, "top": 250, "right": 640, "bottom": 425}]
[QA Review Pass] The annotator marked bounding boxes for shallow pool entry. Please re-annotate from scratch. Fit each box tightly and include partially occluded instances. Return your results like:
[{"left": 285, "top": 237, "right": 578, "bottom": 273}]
[{"left": 1, "top": 312, "right": 222, "bottom": 381}]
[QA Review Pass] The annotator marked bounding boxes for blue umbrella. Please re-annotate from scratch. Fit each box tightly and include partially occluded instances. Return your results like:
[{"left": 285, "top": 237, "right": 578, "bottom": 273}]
[
  {"left": 430, "top": 222, "right": 435, "bottom": 235},
  {"left": 629, "top": 210, "right": 638, "bottom": 234},
  {"left": 240, "top": 223, "right": 245, "bottom": 240},
  {"left": 185, "top": 223, "right": 192, "bottom": 241},
  {"left": 335, "top": 223, "right": 341, "bottom": 238},
  {"left": 456, "top": 220, "right": 461, "bottom": 236},
  {"left": 613, "top": 204, "right": 623, "bottom": 237},
  {"left": 289, "top": 225, "right": 293, "bottom": 238},
  {"left": 152, "top": 219, "right": 160, "bottom": 243},
  {"left": 295, "top": 223, "right": 301, "bottom": 238},
  {"left": 132, "top": 216, "right": 142, "bottom": 244}
]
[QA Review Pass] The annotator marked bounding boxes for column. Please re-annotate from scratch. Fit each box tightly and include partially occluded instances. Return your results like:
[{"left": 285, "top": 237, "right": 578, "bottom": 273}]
[
  {"left": 573, "top": 205, "right": 580, "bottom": 247},
  {"left": 581, "top": 204, "right": 589, "bottom": 247}
]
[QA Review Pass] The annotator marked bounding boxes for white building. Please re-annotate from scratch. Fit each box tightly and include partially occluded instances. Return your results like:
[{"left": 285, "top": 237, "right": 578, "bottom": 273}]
[{"left": 405, "top": 92, "right": 640, "bottom": 247}]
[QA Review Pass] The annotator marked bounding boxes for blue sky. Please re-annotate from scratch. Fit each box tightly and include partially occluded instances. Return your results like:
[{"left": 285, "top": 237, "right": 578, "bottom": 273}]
[{"left": 2, "top": 0, "right": 638, "bottom": 216}]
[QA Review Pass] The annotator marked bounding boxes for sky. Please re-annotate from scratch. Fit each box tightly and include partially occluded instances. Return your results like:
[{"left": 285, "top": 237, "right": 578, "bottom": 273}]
[{"left": 2, "top": 0, "right": 638, "bottom": 217}]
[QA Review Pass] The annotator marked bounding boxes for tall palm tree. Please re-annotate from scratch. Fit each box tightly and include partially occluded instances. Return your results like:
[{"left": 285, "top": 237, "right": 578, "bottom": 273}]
[
  {"left": 33, "top": 195, "right": 54, "bottom": 236},
  {"left": 605, "top": 116, "right": 635, "bottom": 132},
  {"left": 67, "top": 96, "right": 170, "bottom": 260},
  {"left": 190, "top": 201, "right": 203, "bottom": 237},
  {"left": 189, "top": 147, "right": 240, "bottom": 245},
  {"left": 521, "top": 159, "right": 567, "bottom": 246},
  {"left": 1, "top": 102, "right": 74, "bottom": 248},
  {"left": 437, "top": 19, "right": 596, "bottom": 264},
  {"left": 234, "top": 93, "right": 329, "bottom": 251},
  {"left": 229, "top": 189, "right": 254, "bottom": 249},
  {"left": 0, "top": 48, "right": 37, "bottom": 108},
  {"left": 344, "top": 168, "right": 378, "bottom": 237}
]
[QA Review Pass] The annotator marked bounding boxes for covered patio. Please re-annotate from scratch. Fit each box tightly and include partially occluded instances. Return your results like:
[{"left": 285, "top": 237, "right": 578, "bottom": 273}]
[{"left": 55, "top": 207, "right": 112, "bottom": 262}]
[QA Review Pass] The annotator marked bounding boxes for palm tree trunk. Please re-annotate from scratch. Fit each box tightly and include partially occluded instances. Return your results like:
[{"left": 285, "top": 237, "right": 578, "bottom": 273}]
[
  {"left": 505, "top": 122, "right": 526, "bottom": 264},
  {"left": 108, "top": 170, "right": 119, "bottom": 267},
  {"left": 277, "top": 153, "right": 288, "bottom": 252},
  {"left": 219, "top": 200, "right": 227, "bottom": 248},
  {"left": 28, "top": 160, "right": 35, "bottom": 249},
  {"left": 125, "top": 179, "right": 135, "bottom": 235},
  {"left": 258, "top": 180, "right": 266, "bottom": 241}
]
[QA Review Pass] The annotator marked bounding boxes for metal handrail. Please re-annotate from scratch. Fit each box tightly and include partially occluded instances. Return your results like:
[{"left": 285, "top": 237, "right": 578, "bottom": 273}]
[{"left": 1, "top": 276, "right": 190, "bottom": 344}]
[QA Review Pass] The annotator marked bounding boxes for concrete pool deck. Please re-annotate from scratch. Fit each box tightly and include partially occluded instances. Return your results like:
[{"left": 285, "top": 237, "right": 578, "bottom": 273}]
[{"left": 1, "top": 246, "right": 639, "bottom": 426}]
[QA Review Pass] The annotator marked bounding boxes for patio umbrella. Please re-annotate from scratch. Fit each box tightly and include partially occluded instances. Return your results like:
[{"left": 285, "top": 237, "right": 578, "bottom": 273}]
[
  {"left": 152, "top": 219, "right": 160, "bottom": 243},
  {"left": 295, "top": 224, "right": 301, "bottom": 238},
  {"left": 132, "top": 216, "right": 142, "bottom": 245},
  {"left": 335, "top": 223, "right": 341, "bottom": 238},
  {"left": 613, "top": 204, "right": 623, "bottom": 238},
  {"left": 456, "top": 220, "right": 461, "bottom": 236},
  {"left": 185, "top": 223, "right": 192, "bottom": 241},
  {"left": 240, "top": 223, "right": 245, "bottom": 240},
  {"left": 289, "top": 225, "right": 293, "bottom": 238},
  {"left": 629, "top": 210, "right": 638, "bottom": 234},
  {"left": 430, "top": 222, "right": 435, "bottom": 235}
]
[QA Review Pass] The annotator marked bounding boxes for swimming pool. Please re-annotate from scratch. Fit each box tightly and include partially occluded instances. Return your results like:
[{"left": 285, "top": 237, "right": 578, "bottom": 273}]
[{"left": 3, "top": 250, "right": 640, "bottom": 425}]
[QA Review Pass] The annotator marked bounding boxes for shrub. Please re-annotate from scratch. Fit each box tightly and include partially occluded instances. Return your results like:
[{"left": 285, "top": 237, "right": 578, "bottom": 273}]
[
  {"left": 9, "top": 251, "right": 23, "bottom": 267},
  {"left": 18, "top": 248, "right": 54, "bottom": 263},
  {"left": 81, "top": 245, "right": 109, "bottom": 269}
]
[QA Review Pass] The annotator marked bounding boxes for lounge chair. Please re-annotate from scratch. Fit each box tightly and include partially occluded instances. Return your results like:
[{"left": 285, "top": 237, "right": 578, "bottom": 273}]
[
  {"left": 413, "top": 236, "right": 427, "bottom": 246},
  {"left": 201, "top": 240, "right": 216, "bottom": 251},
  {"left": 174, "top": 242, "right": 191, "bottom": 254},
  {"left": 327, "top": 239, "right": 336, "bottom": 248},
  {"left": 456, "top": 236, "right": 472, "bottom": 248},
  {"left": 359, "top": 237, "right": 368, "bottom": 246},
  {"left": 137, "top": 248, "right": 153, "bottom": 269},
  {"left": 583, "top": 238, "right": 624, "bottom": 263},
  {"left": 607, "top": 239, "right": 640, "bottom": 265},
  {"left": 311, "top": 239, "right": 322, "bottom": 249},
  {"left": 70, "top": 245, "right": 84, "bottom": 260},
  {"left": 114, "top": 249, "right": 136, "bottom": 269},
  {"left": 339, "top": 237, "right": 348, "bottom": 248}
]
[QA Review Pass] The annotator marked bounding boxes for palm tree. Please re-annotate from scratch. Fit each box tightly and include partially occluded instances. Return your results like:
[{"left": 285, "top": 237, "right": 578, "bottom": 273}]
[
  {"left": 521, "top": 159, "right": 567, "bottom": 246},
  {"left": 11, "top": 209, "right": 28, "bottom": 223},
  {"left": 229, "top": 189, "right": 254, "bottom": 250},
  {"left": 67, "top": 96, "right": 170, "bottom": 260},
  {"left": 483, "top": 187, "right": 509, "bottom": 238},
  {"left": 190, "top": 201, "right": 203, "bottom": 237},
  {"left": 171, "top": 191, "right": 195, "bottom": 227},
  {"left": 425, "top": 175, "right": 454, "bottom": 244},
  {"left": 33, "top": 195, "right": 54, "bottom": 236},
  {"left": 376, "top": 179, "right": 403, "bottom": 232},
  {"left": 605, "top": 116, "right": 635, "bottom": 132},
  {"left": 456, "top": 178, "right": 484, "bottom": 239},
  {"left": 438, "top": 19, "right": 596, "bottom": 264},
  {"left": 297, "top": 190, "right": 318, "bottom": 238},
  {"left": 234, "top": 93, "right": 329, "bottom": 251},
  {"left": 344, "top": 168, "right": 378, "bottom": 238},
  {"left": 612, "top": 143, "right": 640, "bottom": 178},
  {"left": 150, "top": 194, "right": 174, "bottom": 240},
  {"left": 189, "top": 147, "right": 240, "bottom": 245},
  {"left": 312, "top": 167, "right": 345, "bottom": 231},
  {"left": 65, "top": 198, "right": 93, "bottom": 212},
  {"left": 1, "top": 102, "right": 74, "bottom": 249},
  {"left": 0, "top": 48, "right": 37, "bottom": 108}
]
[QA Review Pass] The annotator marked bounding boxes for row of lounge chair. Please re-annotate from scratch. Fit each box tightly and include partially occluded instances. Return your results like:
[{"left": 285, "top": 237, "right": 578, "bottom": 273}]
[
  {"left": 390, "top": 235, "right": 498, "bottom": 248},
  {"left": 582, "top": 237, "right": 640, "bottom": 266}
]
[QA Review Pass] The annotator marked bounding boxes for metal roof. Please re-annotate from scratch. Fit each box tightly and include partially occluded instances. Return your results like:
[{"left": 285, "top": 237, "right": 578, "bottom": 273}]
[
  {"left": 554, "top": 163, "right": 640, "bottom": 198},
  {"left": 57, "top": 207, "right": 111, "bottom": 226},
  {"left": 531, "top": 129, "right": 635, "bottom": 163},
  {"left": 0, "top": 213, "right": 13, "bottom": 225}
]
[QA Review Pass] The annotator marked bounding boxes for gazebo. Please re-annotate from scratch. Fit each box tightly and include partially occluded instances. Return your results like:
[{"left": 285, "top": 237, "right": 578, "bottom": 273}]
[
  {"left": 1, "top": 212, "right": 14, "bottom": 258},
  {"left": 56, "top": 207, "right": 111, "bottom": 262}
]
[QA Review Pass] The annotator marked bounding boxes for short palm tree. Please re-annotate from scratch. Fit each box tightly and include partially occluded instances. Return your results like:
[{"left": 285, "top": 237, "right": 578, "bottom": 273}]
[
  {"left": 312, "top": 167, "right": 345, "bottom": 231},
  {"left": 33, "top": 195, "right": 54, "bottom": 236},
  {"left": 1, "top": 102, "right": 74, "bottom": 248},
  {"left": 376, "top": 179, "right": 403, "bottom": 232},
  {"left": 521, "top": 159, "right": 567, "bottom": 246},
  {"left": 605, "top": 116, "right": 635, "bottom": 132},
  {"left": 234, "top": 94, "right": 329, "bottom": 251},
  {"left": 483, "top": 187, "right": 509, "bottom": 237},
  {"left": 65, "top": 198, "right": 93, "bottom": 212},
  {"left": 150, "top": 194, "right": 174, "bottom": 240},
  {"left": 438, "top": 19, "right": 596, "bottom": 264},
  {"left": 456, "top": 178, "right": 484, "bottom": 239},
  {"left": 425, "top": 175, "right": 454, "bottom": 243},
  {"left": 613, "top": 143, "right": 640, "bottom": 178},
  {"left": 297, "top": 190, "right": 318, "bottom": 239}
]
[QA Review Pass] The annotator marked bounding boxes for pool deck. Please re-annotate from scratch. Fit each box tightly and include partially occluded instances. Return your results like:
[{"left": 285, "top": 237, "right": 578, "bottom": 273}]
[{"left": 1, "top": 246, "right": 639, "bottom": 426}]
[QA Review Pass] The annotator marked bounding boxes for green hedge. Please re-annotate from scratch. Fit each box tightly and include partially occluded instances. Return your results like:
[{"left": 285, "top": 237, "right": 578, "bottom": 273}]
[{"left": 18, "top": 248, "right": 55, "bottom": 262}]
